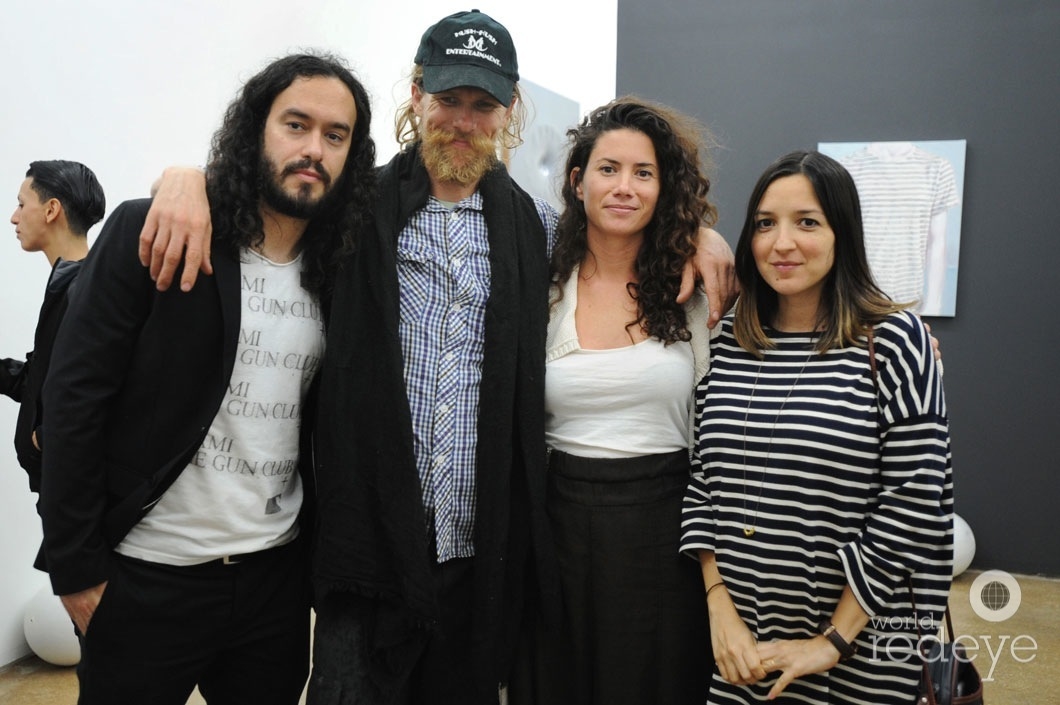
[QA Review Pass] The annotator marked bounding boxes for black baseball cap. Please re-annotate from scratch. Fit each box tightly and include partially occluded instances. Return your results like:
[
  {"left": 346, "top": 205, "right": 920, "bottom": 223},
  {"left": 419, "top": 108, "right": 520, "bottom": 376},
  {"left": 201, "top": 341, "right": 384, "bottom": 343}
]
[{"left": 414, "top": 9, "right": 519, "bottom": 107}]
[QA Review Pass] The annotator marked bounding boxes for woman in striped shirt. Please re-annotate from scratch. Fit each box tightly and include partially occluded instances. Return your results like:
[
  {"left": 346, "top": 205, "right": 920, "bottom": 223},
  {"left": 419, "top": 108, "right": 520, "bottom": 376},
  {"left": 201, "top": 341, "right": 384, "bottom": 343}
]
[{"left": 681, "top": 150, "right": 953, "bottom": 704}]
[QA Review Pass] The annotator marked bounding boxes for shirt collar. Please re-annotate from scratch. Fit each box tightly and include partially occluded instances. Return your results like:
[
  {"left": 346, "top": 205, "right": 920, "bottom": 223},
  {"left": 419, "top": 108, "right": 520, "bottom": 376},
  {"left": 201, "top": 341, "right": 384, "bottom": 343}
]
[{"left": 426, "top": 190, "right": 484, "bottom": 212}]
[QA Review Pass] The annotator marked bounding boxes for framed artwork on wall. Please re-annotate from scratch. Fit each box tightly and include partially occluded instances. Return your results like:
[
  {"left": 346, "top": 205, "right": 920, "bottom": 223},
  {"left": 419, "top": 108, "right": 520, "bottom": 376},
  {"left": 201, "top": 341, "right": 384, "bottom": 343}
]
[{"left": 818, "top": 140, "right": 967, "bottom": 317}]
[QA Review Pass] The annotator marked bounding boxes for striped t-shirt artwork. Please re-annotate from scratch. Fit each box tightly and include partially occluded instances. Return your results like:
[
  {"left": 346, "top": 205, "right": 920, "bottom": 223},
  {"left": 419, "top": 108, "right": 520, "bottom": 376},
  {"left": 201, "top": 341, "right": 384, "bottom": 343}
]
[
  {"left": 839, "top": 144, "right": 960, "bottom": 311},
  {"left": 681, "top": 312, "right": 953, "bottom": 704}
]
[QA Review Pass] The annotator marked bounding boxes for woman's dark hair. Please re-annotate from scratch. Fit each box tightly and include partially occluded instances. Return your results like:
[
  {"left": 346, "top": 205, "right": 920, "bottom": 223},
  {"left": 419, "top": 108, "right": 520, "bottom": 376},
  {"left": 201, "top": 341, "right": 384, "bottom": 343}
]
[
  {"left": 205, "top": 52, "right": 376, "bottom": 299},
  {"left": 733, "top": 150, "right": 908, "bottom": 356},
  {"left": 26, "top": 160, "right": 106, "bottom": 235},
  {"left": 552, "top": 96, "right": 717, "bottom": 344}
]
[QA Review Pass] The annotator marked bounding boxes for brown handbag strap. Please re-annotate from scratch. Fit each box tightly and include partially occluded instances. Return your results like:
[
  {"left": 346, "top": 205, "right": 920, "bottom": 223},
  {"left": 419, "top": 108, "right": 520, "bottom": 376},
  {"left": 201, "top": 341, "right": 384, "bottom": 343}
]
[
  {"left": 909, "top": 576, "right": 956, "bottom": 643},
  {"left": 868, "top": 328, "right": 883, "bottom": 426},
  {"left": 867, "top": 328, "right": 879, "bottom": 393}
]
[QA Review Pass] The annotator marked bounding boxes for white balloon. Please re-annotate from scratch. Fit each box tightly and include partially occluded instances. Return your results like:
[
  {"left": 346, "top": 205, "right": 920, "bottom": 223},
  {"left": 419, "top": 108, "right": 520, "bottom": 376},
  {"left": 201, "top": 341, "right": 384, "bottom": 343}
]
[
  {"left": 23, "top": 586, "right": 80, "bottom": 666},
  {"left": 953, "top": 513, "right": 976, "bottom": 577}
]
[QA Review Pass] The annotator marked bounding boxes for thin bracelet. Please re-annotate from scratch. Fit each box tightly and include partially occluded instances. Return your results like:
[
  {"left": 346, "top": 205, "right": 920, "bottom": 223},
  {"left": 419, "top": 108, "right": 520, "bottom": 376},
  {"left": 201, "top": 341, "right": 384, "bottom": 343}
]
[{"left": 705, "top": 581, "right": 726, "bottom": 598}]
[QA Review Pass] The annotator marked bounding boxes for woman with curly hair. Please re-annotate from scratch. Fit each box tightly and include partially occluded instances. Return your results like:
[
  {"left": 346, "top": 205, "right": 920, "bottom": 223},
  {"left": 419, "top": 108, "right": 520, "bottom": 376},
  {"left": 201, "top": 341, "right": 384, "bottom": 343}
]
[{"left": 513, "top": 97, "right": 719, "bottom": 705}]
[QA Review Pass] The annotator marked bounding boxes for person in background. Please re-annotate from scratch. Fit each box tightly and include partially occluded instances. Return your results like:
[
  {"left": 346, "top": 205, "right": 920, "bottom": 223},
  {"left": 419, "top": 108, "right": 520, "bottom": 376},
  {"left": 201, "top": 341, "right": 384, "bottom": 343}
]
[
  {"left": 511, "top": 97, "right": 717, "bottom": 705},
  {"left": 681, "top": 150, "right": 952, "bottom": 704},
  {"left": 2, "top": 160, "right": 105, "bottom": 493},
  {"left": 38, "top": 52, "right": 375, "bottom": 705}
]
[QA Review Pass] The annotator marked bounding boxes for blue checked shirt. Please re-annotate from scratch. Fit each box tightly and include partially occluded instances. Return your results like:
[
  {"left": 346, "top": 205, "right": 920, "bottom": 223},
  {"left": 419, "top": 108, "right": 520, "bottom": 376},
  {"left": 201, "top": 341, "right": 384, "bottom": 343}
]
[{"left": 397, "top": 191, "right": 557, "bottom": 563}]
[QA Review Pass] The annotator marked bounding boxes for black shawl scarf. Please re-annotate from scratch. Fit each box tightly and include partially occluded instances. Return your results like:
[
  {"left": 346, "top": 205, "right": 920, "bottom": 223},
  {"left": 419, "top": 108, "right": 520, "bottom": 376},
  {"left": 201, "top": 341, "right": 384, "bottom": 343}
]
[{"left": 313, "top": 144, "right": 556, "bottom": 699}]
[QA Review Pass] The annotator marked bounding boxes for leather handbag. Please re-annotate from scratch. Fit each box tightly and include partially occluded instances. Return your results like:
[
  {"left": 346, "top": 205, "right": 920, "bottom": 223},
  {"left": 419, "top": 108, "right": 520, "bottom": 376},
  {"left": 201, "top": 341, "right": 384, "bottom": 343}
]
[{"left": 915, "top": 606, "right": 984, "bottom": 705}]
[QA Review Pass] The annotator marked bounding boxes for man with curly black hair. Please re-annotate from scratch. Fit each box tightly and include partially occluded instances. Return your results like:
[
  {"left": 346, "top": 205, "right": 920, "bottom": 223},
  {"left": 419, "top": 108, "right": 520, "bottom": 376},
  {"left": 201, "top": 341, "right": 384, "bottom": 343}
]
[{"left": 37, "top": 52, "right": 375, "bottom": 705}]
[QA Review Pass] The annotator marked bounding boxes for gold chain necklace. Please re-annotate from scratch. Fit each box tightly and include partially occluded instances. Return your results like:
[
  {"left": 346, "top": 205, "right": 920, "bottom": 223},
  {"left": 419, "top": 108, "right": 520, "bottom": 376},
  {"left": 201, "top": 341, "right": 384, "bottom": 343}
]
[{"left": 741, "top": 347, "right": 815, "bottom": 537}]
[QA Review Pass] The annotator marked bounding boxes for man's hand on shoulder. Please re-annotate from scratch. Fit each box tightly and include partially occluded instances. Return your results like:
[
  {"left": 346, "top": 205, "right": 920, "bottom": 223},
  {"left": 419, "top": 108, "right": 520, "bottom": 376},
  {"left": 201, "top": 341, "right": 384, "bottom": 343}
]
[
  {"left": 924, "top": 321, "right": 943, "bottom": 369},
  {"left": 678, "top": 227, "right": 739, "bottom": 327},
  {"left": 139, "top": 167, "right": 213, "bottom": 293}
]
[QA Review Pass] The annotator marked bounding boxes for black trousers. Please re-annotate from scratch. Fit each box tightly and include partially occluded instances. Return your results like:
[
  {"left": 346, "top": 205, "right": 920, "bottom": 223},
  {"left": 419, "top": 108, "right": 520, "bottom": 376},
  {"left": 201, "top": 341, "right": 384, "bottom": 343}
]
[
  {"left": 309, "top": 557, "right": 490, "bottom": 705},
  {"left": 75, "top": 541, "right": 310, "bottom": 705}
]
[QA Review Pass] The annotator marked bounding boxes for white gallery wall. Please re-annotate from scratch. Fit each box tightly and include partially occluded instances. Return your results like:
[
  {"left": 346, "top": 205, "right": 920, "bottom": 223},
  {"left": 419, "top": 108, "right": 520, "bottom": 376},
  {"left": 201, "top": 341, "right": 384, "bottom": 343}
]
[{"left": 0, "top": 0, "right": 616, "bottom": 667}]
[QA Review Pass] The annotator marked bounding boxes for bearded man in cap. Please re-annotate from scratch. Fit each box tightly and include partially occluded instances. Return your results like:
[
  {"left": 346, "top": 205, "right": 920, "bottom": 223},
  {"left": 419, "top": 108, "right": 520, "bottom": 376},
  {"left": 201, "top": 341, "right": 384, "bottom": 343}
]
[{"left": 307, "top": 12, "right": 559, "bottom": 703}]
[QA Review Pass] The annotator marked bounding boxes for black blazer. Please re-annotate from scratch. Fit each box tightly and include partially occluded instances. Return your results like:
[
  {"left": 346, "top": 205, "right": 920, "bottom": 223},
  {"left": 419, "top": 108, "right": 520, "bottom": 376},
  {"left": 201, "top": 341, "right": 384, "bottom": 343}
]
[
  {"left": 39, "top": 198, "right": 259, "bottom": 595},
  {"left": 1, "top": 258, "right": 82, "bottom": 490}
]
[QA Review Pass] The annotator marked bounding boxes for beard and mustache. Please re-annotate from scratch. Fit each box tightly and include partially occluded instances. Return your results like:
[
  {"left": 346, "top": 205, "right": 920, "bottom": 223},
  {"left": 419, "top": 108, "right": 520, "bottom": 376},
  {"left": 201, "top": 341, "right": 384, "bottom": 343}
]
[
  {"left": 258, "top": 121, "right": 497, "bottom": 217},
  {"left": 419, "top": 123, "right": 499, "bottom": 186},
  {"left": 259, "top": 156, "right": 341, "bottom": 220}
]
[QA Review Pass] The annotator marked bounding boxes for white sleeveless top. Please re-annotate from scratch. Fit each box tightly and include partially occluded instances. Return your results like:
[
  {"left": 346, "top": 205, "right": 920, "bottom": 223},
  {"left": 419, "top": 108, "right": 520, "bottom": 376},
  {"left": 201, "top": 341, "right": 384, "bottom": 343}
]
[
  {"left": 543, "top": 264, "right": 716, "bottom": 459},
  {"left": 546, "top": 338, "right": 694, "bottom": 458}
]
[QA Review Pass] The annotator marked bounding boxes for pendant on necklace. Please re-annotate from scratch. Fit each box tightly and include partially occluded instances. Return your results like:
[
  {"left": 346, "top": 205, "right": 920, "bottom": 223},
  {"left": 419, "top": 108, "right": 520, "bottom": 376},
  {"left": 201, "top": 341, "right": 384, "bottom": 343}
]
[{"left": 743, "top": 527, "right": 755, "bottom": 537}]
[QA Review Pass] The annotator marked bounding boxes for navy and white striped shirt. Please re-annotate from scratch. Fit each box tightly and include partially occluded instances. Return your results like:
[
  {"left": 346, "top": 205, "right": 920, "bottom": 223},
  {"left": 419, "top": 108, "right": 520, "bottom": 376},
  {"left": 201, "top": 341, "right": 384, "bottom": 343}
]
[
  {"left": 397, "top": 192, "right": 557, "bottom": 562},
  {"left": 681, "top": 311, "right": 953, "bottom": 704}
]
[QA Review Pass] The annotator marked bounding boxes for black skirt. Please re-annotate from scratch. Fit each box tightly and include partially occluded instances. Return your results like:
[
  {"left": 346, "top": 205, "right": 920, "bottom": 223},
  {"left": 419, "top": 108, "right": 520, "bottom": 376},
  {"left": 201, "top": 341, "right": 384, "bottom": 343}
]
[{"left": 510, "top": 449, "right": 712, "bottom": 705}]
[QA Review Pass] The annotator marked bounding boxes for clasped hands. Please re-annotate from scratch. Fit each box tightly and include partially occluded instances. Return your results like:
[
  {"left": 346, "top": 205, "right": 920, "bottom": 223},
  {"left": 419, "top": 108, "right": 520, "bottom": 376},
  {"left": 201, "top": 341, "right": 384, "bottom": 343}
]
[{"left": 710, "top": 606, "right": 840, "bottom": 700}]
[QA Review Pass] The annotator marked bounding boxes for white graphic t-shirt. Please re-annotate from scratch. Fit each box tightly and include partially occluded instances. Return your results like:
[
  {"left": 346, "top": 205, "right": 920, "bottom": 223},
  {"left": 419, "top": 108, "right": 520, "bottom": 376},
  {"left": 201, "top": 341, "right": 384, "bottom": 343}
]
[{"left": 117, "top": 248, "right": 325, "bottom": 565}]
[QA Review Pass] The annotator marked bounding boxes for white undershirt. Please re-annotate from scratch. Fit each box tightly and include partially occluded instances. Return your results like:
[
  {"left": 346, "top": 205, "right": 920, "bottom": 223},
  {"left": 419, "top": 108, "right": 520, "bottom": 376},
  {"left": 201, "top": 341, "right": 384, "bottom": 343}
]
[
  {"left": 117, "top": 249, "right": 325, "bottom": 565},
  {"left": 545, "top": 338, "right": 694, "bottom": 459}
]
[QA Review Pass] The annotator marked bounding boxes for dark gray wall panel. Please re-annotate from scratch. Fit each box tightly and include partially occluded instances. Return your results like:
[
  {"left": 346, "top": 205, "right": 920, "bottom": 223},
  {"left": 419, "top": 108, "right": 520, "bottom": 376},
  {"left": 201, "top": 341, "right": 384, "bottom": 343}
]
[{"left": 617, "top": 0, "right": 1060, "bottom": 575}]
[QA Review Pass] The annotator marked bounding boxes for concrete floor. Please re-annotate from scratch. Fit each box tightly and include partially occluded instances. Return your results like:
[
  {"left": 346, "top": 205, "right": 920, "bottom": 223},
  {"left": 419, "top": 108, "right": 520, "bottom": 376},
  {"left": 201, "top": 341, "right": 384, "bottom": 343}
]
[{"left": 1, "top": 570, "right": 1056, "bottom": 703}]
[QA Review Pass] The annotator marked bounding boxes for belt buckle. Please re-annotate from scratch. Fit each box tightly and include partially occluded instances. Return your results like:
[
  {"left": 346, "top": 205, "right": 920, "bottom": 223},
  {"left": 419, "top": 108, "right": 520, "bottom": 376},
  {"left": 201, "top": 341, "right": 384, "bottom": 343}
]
[{"left": 222, "top": 555, "right": 240, "bottom": 565}]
